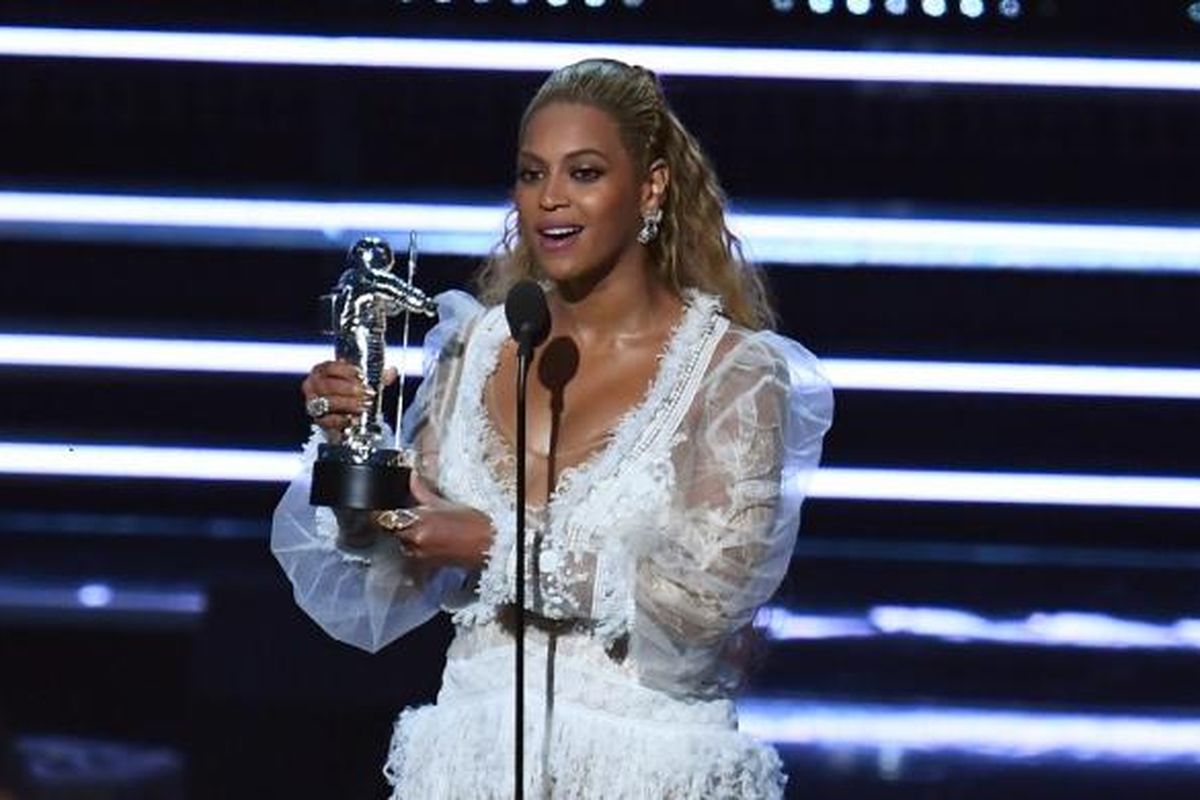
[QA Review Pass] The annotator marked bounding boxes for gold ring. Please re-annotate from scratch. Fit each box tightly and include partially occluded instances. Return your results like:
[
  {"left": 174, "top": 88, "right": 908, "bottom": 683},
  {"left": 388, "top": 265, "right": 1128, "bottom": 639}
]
[{"left": 378, "top": 508, "right": 421, "bottom": 532}]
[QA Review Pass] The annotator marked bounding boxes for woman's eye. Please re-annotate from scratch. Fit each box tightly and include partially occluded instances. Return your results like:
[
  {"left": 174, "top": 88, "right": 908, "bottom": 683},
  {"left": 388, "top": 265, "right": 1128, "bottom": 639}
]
[
  {"left": 572, "top": 167, "right": 602, "bottom": 182},
  {"left": 516, "top": 168, "right": 542, "bottom": 183}
]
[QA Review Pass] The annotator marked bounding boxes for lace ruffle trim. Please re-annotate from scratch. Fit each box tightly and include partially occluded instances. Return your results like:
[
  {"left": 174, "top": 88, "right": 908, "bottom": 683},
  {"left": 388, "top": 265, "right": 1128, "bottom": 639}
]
[
  {"left": 384, "top": 692, "right": 784, "bottom": 799},
  {"left": 452, "top": 292, "right": 726, "bottom": 633}
]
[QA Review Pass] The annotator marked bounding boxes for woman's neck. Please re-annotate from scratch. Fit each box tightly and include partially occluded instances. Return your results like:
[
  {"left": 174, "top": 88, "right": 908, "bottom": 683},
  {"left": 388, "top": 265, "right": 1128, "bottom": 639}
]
[{"left": 550, "top": 262, "right": 679, "bottom": 347}]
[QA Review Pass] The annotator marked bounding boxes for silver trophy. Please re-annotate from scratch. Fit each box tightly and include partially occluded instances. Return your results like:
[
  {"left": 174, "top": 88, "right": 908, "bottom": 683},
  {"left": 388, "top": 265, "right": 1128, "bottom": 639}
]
[{"left": 310, "top": 234, "right": 436, "bottom": 510}]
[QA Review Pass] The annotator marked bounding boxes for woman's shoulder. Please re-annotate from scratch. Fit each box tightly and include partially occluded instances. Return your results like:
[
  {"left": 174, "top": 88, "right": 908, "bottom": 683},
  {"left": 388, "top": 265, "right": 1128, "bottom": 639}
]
[
  {"left": 705, "top": 313, "right": 828, "bottom": 397},
  {"left": 697, "top": 309, "right": 835, "bottom": 444},
  {"left": 430, "top": 290, "right": 492, "bottom": 338},
  {"left": 422, "top": 291, "right": 502, "bottom": 364}
]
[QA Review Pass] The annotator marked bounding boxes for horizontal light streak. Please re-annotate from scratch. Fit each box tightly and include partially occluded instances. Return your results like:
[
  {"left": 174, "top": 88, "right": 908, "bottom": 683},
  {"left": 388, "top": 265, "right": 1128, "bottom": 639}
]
[
  {"left": 759, "top": 609, "right": 877, "bottom": 641},
  {"left": 0, "top": 192, "right": 505, "bottom": 255},
  {"left": 733, "top": 214, "right": 1200, "bottom": 272},
  {"left": 822, "top": 359, "right": 1200, "bottom": 399},
  {"left": 1, "top": 442, "right": 1197, "bottom": 509},
  {"left": 2, "top": 27, "right": 1200, "bottom": 92},
  {"left": 6, "top": 333, "right": 1200, "bottom": 400},
  {"left": 0, "top": 510, "right": 265, "bottom": 540},
  {"left": 3, "top": 192, "right": 1200, "bottom": 272},
  {"left": 0, "top": 334, "right": 422, "bottom": 376},
  {"left": 0, "top": 580, "right": 206, "bottom": 616},
  {"left": 793, "top": 536, "right": 1200, "bottom": 570},
  {"left": 0, "top": 442, "right": 298, "bottom": 482},
  {"left": 759, "top": 605, "right": 1200, "bottom": 651},
  {"left": 738, "top": 699, "right": 1200, "bottom": 762},
  {"left": 812, "top": 468, "right": 1200, "bottom": 509}
]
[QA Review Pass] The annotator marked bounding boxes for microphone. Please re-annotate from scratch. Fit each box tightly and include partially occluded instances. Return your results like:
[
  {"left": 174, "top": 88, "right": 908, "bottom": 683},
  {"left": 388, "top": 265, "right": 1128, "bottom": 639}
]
[
  {"left": 505, "top": 280, "right": 551, "bottom": 360},
  {"left": 502, "top": 278, "right": 549, "bottom": 800}
]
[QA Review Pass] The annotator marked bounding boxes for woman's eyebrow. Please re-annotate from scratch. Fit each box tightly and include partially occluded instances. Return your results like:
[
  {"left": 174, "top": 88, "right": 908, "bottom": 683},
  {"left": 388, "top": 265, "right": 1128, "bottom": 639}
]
[
  {"left": 517, "top": 148, "right": 610, "bottom": 163},
  {"left": 563, "top": 148, "right": 609, "bottom": 161}
]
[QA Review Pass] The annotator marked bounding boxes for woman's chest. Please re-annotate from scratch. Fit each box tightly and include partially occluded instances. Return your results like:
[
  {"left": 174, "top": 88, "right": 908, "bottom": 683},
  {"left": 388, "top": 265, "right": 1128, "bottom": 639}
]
[
  {"left": 485, "top": 334, "right": 667, "bottom": 475},
  {"left": 437, "top": 298, "right": 726, "bottom": 542}
]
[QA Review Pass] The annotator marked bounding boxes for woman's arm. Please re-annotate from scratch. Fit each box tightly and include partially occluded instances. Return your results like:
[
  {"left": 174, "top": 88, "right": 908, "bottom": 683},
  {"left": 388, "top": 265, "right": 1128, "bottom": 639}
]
[
  {"left": 631, "top": 331, "right": 834, "bottom": 694},
  {"left": 271, "top": 290, "right": 488, "bottom": 653},
  {"left": 271, "top": 432, "right": 466, "bottom": 653}
]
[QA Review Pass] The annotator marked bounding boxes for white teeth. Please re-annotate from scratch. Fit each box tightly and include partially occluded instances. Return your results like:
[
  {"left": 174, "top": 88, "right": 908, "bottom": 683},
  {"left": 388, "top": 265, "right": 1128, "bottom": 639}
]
[{"left": 542, "top": 226, "right": 581, "bottom": 237}]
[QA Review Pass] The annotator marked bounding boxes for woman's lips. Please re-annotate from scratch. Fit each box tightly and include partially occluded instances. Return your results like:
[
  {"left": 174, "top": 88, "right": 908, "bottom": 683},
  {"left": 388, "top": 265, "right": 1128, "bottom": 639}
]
[{"left": 537, "top": 225, "right": 583, "bottom": 252}]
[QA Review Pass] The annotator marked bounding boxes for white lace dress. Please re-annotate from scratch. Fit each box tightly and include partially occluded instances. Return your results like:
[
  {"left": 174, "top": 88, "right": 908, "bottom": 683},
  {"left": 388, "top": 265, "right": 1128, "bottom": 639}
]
[{"left": 272, "top": 289, "right": 833, "bottom": 799}]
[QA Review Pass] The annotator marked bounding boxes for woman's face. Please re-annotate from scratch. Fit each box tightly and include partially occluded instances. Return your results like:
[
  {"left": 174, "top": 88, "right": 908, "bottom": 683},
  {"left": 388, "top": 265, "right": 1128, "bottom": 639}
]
[{"left": 514, "top": 101, "right": 655, "bottom": 287}]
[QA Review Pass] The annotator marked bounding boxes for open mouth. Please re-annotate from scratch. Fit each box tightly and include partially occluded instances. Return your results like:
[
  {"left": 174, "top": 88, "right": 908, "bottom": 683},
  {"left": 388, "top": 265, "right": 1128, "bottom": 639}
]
[{"left": 537, "top": 225, "right": 584, "bottom": 250}]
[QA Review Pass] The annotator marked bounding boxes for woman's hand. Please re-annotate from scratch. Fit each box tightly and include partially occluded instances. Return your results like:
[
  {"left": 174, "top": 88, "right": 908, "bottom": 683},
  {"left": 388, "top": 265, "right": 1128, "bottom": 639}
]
[
  {"left": 377, "top": 473, "right": 494, "bottom": 571},
  {"left": 301, "top": 360, "right": 397, "bottom": 439}
]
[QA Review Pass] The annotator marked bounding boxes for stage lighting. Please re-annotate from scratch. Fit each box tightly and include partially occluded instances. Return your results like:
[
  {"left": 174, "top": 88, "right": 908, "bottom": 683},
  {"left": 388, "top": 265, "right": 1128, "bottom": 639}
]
[
  {"left": 884, "top": 0, "right": 909, "bottom": 14},
  {"left": 847, "top": 0, "right": 872, "bottom": 15},
  {"left": 5, "top": 441, "right": 1198, "bottom": 508},
  {"left": 772, "top": 0, "right": 796, "bottom": 12},
  {"left": 959, "top": 0, "right": 984, "bottom": 17},
  {"left": 77, "top": 583, "right": 114, "bottom": 608},
  {"left": 999, "top": 0, "right": 1021, "bottom": 17},
  {"left": 7, "top": 334, "right": 1200, "bottom": 400},
  {"left": 1189, "top": 2, "right": 1200, "bottom": 23},
  {"left": 0, "top": 580, "right": 208, "bottom": 617},
  {"left": 5, "top": 191, "right": 1200, "bottom": 272},
  {"left": 808, "top": 0, "right": 835, "bottom": 13},
  {"left": 760, "top": 605, "right": 1200, "bottom": 652},
  {"left": 811, "top": 468, "right": 1200, "bottom": 509},
  {"left": 739, "top": 699, "right": 1200, "bottom": 761},
  {"left": 921, "top": 0, "right": 947, "bottom": 16}
]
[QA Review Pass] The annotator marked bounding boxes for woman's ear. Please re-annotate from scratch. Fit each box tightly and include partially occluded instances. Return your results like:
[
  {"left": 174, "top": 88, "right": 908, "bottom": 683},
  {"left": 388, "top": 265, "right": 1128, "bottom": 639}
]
[{"left": 642, "top": 157, "right": 670, "bottom": 214}]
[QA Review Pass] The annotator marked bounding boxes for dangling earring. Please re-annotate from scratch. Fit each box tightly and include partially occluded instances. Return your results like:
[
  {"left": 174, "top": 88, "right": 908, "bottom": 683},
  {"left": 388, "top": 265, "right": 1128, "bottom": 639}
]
[{"left": 637, "top": 208, "right": 662, "bottom": 245}]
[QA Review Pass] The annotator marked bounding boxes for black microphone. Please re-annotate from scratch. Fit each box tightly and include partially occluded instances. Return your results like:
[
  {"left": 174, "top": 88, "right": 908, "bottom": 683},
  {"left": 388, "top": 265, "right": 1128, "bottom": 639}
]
[
  {"left": 505, "top": 279, "right": 551, "bottom": 360},
  {"left": 502, "top": 278, "right": 549, "bottom": 800}
]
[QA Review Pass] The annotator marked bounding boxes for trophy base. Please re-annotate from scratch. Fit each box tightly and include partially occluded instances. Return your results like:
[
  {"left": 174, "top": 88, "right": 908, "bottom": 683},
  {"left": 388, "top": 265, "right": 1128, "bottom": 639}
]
[{"left": 310, "top": 444, "right": 414, "bottom": 510}]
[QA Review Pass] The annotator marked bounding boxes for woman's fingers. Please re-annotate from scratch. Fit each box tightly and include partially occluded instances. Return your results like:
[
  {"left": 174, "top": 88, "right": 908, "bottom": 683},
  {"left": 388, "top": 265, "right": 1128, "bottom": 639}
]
[
  {"left": 378, "top": 495, "right": 493, "bottom": 570},
  {"left": 378, "top": 508, "right": 421, "bottom": 533},
  {"left": 312, "top": 392, "right": 364, "bottom": 416},
  {"left": 304, "top": 389, "right": 364, "bottom": 432},
  {"left": 316, "top": 360, "right": 361, "bottom": 381},
  {"left": 301, "top": 361, "right": 373, "bottom": 421},
  {"left": 409, "top": 470, "right": 441, "bottom": 507},
  {"left": 377, "top": 508, "right": 424, "bottom": 558},
  {"left": 304, "top": 366, "right": 364, "bottom": 400}
]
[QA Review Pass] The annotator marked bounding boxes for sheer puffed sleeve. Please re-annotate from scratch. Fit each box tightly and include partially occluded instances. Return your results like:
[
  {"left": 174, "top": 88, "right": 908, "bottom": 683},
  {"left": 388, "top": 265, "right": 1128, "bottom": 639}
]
[
  {"left": 270, "top": 290, "right": 483, "bottom": 653},
  {"left": 631, "top": 329, "right": 833, "bottom": 695}
]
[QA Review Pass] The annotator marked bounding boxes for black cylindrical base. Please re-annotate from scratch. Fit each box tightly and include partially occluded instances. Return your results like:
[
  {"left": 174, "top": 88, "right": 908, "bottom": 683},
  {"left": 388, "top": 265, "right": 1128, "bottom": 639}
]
[{"left": 310, "top": 447, "right": 413, "bottom": 510}]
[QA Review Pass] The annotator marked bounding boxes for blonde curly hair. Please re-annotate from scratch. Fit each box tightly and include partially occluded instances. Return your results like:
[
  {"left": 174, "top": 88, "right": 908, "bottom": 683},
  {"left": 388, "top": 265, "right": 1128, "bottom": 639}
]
[{"left": 476, "top": 58, "right": 775, "bottom": 331}]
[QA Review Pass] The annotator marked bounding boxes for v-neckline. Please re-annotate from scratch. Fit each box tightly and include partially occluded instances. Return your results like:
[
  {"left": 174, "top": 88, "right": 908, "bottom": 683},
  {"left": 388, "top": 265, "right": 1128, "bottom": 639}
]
[{"left": 472, "top": 290, "right": 716, "bottom": 515}]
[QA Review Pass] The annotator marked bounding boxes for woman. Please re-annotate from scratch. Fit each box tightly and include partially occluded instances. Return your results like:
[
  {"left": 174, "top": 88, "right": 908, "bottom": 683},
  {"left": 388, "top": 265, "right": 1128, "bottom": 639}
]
[{"left": 273, "top": 58, "right": 833, "bottom": 798}]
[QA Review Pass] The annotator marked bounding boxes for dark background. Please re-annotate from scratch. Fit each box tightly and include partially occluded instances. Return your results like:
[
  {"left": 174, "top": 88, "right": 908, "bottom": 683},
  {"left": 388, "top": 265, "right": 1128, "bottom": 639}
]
[{"left": 1, "top": 2, "right": 1198, "bottom": 798}]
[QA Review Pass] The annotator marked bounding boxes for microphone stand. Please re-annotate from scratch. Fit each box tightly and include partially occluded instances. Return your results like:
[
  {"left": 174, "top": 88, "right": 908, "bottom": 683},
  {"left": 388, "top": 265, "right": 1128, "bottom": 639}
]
[
  {"left": 514, "top": 331, "right": 532, "bottom": 800},
  {"left": 505, "top": 280, "right": 548, "bottom": 800}
]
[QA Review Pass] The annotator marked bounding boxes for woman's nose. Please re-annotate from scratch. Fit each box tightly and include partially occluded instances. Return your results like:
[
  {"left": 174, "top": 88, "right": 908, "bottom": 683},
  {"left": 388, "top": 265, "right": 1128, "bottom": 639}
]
[{"left": 539, "top": 171, "right": 568, "bottom": 210}]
